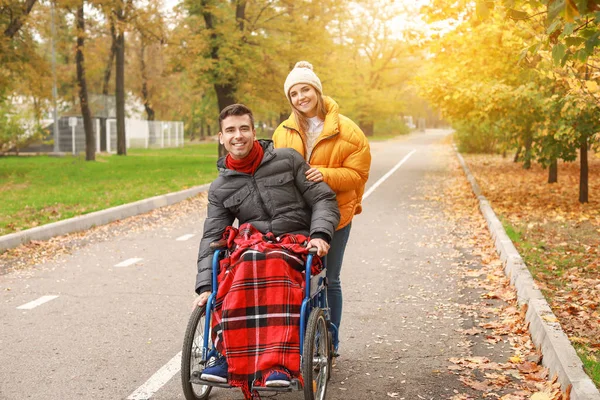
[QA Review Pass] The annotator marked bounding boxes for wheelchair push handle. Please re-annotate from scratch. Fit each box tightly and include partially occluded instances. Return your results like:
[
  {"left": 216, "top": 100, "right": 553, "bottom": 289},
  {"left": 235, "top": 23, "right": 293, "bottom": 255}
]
[{"left": 212, "top": 238, "right": 319, "bottom": 253}]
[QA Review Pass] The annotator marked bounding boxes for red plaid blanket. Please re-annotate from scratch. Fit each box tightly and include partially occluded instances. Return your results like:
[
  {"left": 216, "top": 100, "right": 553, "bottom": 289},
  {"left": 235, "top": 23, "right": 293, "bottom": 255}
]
[{"left": 211, "top": 224, "right": 321, "bottom": 398}]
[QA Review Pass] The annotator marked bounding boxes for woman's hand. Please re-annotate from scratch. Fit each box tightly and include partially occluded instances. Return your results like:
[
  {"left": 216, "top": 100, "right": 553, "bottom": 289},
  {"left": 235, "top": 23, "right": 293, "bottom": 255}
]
[
  {"left": 307, "top": 238, "right": 330, "bottom": 257},
  {"left": 305, "top": 167, "right": 323, "bottom": 182},
  {"left": 192, "top": 291, "right": 211, "bottom": 310}
]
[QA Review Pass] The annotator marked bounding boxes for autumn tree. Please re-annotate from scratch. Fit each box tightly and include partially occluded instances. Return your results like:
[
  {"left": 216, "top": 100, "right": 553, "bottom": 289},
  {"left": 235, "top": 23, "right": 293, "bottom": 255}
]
[
  {"left": 416, "top": 17, "right": 535, "bottom": 153},
  {"left": 419, "top": 0, "right": 599, "bottom": 202},
  {"left": 75, "top": 1, "right": 95, "bottom": 160},
  {"left": 0, "top": 0, "right": 50, "bottom": 151},
  {"left": 2, "top": 0, "right": 37, "bottom": 39},
  {"left": 479, "top": 0, "right": 599, "bottom": 202},
  {"left": 114, "top": 0, "right": 130, "bottom": 155},
  {"left": 181, "top": 0, "right": 349, "bottom": 155}
]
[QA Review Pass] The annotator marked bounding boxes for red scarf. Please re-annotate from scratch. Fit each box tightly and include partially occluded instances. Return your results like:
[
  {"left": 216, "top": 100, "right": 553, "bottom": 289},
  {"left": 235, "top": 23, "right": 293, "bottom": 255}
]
[{"left": 225, "top": 141, "right": 263, "bottom": 175}]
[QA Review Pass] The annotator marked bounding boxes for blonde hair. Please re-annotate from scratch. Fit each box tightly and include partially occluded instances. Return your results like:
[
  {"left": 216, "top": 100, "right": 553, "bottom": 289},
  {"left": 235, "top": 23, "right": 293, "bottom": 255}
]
[{"left": 290, "top": 87, "right": 327, "bottom": 134}]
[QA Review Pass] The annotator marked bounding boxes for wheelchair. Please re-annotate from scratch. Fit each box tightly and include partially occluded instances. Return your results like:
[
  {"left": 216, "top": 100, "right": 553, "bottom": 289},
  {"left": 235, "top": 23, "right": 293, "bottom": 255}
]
[{"left": 181, "top": 240, "right": 339, "bottom": 400}]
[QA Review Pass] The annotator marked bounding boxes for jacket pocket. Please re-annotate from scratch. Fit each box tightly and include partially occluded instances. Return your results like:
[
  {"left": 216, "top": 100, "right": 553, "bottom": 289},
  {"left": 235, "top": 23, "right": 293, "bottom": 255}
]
[
  {"left": 263, "top": 172, "right": 301, "bottom": 212},
  {"left": 223, "top": 185, "right": 251, "bottom": 210},
  {"left": 264, "top": 171, "right": 295, "bottom": 187}
]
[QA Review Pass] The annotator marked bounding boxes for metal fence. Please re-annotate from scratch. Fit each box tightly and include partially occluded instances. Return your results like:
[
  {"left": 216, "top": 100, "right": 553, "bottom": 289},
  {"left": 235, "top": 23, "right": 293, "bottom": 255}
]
[{"left": 56, "top": 117, "right": 184, "bottom": 154}]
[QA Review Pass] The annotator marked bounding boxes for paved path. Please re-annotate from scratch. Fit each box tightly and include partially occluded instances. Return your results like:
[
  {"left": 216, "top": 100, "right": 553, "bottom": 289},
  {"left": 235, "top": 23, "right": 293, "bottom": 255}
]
[{"left": 0, "top": 130, "right": 514, "bottom": 400}]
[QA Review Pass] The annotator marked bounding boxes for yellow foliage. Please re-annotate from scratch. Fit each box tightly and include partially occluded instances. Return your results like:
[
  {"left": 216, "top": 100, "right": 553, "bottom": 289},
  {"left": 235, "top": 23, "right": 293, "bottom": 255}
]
[{"left": 585, "top": 80, "right": 599, "bottom": 93}]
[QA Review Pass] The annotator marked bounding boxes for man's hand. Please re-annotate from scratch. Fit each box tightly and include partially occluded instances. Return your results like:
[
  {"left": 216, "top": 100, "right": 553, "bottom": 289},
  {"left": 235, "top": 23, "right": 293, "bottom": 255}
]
[
  {"left": 192, "top": 291, "right": 211, "bottom": 310},
  {"left": 305, "top": 167, "right": 323, "bottom": 182},
  {"left": 307, "top": 238, "right": 330, "bottom": 257}
]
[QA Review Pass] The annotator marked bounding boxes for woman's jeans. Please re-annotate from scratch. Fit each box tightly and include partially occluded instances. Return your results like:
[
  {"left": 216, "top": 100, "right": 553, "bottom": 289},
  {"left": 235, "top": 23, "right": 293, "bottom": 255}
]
[{"left": 324, "top": 222, "right": 352, "bottom": 336}]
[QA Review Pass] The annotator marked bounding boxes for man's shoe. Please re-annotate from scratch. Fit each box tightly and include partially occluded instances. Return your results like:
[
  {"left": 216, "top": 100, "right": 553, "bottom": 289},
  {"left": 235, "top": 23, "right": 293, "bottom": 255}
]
[
  {"left": 200, "top": 356, "right": 228, "bottom": 383},
  {"left": 265, "top": 369, "right": 290, "bottom": 387}
]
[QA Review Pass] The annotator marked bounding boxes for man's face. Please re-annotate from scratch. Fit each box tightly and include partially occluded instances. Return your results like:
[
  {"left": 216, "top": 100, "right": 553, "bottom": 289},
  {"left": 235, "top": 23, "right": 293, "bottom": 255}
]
[{"left": 219, "top": 114, "right": 256, "bottom": 160}]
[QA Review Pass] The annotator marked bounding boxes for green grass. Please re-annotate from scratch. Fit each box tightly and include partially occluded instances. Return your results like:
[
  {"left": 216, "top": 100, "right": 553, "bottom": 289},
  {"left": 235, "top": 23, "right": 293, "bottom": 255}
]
[
  {"left": 503, "top": 222, "right": 545, "bottom": 279},
  {"left": 502, "top": 219, "right": 600, "bottom": 388},
  {"left": 502, "top": 221, "right": 575, "bottom": 290},
  {"left": 0, "top": 143, "right": 219, "bottom": 235},
  {"left": 576, "top": 345, "right": 600, "bottom": 388}
]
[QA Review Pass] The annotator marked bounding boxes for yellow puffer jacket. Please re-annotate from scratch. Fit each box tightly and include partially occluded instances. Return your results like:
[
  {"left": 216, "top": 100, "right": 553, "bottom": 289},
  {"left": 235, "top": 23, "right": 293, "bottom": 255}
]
[{"left": 273, "top": 96, "right": 371, "bottom": 230}]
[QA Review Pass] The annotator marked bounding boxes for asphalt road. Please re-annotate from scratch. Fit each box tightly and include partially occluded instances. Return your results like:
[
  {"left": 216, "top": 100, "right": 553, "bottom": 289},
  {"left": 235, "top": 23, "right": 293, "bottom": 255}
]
[{"left": 0, "top": 130, "right": 507, "bottom": 400}]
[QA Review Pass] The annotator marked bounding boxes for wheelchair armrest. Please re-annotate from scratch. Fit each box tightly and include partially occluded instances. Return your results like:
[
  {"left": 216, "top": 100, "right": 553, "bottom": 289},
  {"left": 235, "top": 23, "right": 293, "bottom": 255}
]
[{"left": 210, "top": 240, "right": 228, "bottom": 250}]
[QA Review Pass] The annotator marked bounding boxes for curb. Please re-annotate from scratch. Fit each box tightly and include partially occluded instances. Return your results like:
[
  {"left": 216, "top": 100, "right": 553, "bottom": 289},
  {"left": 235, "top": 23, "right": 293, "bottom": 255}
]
[
  {"left": 0, "top": 183, "right": 211, "bottom": 253},
  {"left": 454, "top": 146, "right": 600, "bottom": 400}
]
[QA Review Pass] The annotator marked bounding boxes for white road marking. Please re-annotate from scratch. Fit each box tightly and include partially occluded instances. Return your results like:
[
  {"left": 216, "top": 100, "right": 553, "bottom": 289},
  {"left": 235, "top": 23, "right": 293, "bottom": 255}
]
[
  {"left": 176, "top": 234, "right": 196, "bottom": 241},
  {"left": 127, "top": 352, "right": 181, "bottom": 400},
  {"left": 17, "top": 295, "right": 59, "bottom": 310},
  {"left": 114, "top": 258, "right": 143, "bottom": 267},
  {"left": 363, "top": 149, "right": 416, "bottom": 200}
]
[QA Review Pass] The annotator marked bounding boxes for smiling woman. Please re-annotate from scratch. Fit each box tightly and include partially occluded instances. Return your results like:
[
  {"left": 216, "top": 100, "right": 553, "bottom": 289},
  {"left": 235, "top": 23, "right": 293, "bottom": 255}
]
[{"left": 273, "top": 61, "right": 372, "bottom": 347}]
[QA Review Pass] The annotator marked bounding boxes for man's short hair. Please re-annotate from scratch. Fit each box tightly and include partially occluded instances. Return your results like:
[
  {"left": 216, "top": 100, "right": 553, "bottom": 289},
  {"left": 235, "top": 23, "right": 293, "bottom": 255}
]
[{"left": 219, "top": 104, "right": 255, "bottom": 131}]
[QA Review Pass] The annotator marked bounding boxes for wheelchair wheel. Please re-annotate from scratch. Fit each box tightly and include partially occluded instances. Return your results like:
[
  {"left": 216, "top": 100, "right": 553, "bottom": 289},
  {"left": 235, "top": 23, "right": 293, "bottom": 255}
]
[
  {"left": 181, "top": 305, "right": 212, "bottom": 400},
  {"left": 327, "top": 330, "right": 333, "bottom": 381},
  {"left": 302, "top": 308, "right": 329, "bottom": 400}
]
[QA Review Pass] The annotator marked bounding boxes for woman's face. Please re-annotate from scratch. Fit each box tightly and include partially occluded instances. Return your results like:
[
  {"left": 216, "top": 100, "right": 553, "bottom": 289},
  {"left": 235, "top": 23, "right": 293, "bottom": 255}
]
[{"left": 289, "top": 84, "right": 318, "bottom": 118}]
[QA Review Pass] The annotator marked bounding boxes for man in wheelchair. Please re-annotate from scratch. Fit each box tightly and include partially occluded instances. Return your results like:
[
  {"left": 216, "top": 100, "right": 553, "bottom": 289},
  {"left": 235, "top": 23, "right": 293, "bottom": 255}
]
[{"left": 193, "top": 104, "right": 340, "bottom": 391}]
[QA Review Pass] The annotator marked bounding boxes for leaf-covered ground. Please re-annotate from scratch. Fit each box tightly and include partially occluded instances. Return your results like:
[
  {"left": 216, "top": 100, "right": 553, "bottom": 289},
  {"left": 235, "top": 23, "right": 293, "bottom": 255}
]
[
  {"left": 462, "top": 150, "right": 600, "bottom": 387},
  {"left": 416, "top": 143, "right": 570, "bottom": 399}
]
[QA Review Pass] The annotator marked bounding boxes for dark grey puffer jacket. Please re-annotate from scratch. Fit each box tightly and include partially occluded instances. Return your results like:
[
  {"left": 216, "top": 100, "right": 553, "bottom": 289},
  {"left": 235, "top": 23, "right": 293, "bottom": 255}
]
[{"left": 195, "top": 140, "right": 340, "bottom": 294}]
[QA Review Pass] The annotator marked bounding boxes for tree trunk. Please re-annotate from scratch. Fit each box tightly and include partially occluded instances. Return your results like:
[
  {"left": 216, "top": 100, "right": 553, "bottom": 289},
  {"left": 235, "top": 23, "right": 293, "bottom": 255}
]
[
  {"left": 514, "top": 146, "right": 521, "bottom": 162},
  {"left": 279, "top": 112, "right": 288, "bottom": 124},
  {"left": 200, "top": 0, "right": 243, "bottom": 158},
  {"left": 189, "top": 103, "right": 196, "bottom": 141},
  {"left": 76, "top": 2, "right": 95, "bottom": 161},
  {"left": 139, "top": 42, "right": 155, "bottom": 121},
  {"left": 115, "top": 6, "right": 126, "bottom": 156},
  {"left": 359, "top": 121, "right": 374, "bottom": 137},
  {"left": 102, "top": 17, "right": 117, "bottom": 96},
  {"left": 99, "top": 17, "right": 117, "bottom": 152},
  {"left": 214, "top": 81, "right": 236, "bottom": 160},
  {"left": 548, "top": 159, "right": 557, "bottom": 183},
  {"left": 3, "top": 0, "right": 37, "bottom": 38},
  {"left": 579, "top": 135, "right": 588, "bottom": 203},
  {"left": 235, "top": 1, "right": 247, "bottom": 31},
  {"left": 189, "top": 119, "right": 195, "bottom": 141},
  {"left": 523, "top": 134, "right": 533, "bottom": 169}
]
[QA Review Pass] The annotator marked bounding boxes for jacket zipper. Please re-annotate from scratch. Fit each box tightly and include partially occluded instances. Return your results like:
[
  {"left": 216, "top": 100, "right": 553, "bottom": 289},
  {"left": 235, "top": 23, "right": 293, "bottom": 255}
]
[
  {"left": 283, "top": 124, "right": 338, "bottom": 164},
  {"left": 251, "top": 173, "right": 273, "bottom": 232},
  {"left": 308, "top": 132, "right": 338, "bottom": 164}
]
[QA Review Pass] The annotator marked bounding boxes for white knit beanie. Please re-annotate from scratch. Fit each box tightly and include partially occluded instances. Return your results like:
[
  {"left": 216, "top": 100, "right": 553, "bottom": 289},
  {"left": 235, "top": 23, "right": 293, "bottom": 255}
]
[{"left": 284, "top": 61, "right": 323, "bottom": 101}]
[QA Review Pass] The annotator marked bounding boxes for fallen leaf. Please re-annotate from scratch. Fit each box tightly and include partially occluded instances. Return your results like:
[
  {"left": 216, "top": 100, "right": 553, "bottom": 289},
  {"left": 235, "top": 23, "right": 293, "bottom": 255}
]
[{"left": 530, "top": 392, "right": 551, "bottom": 400}]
